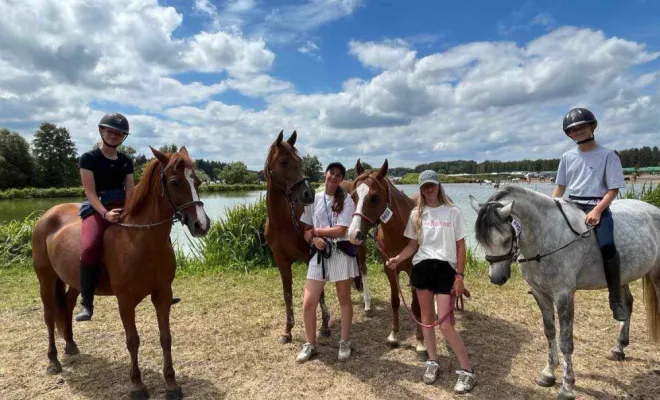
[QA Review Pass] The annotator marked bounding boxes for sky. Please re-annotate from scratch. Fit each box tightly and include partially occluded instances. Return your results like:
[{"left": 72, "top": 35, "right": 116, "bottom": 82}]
[{"left": 1, "top": 0, "right": 659, "bottom": 170}]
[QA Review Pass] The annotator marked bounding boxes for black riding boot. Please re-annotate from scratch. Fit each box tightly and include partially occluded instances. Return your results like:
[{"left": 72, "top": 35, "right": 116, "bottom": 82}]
[
  {"left": 603, "top": 253, "right": 628, "bottom": 321},
  {"left": 75, "top": 262, "right": 98, "bottom": 322}
]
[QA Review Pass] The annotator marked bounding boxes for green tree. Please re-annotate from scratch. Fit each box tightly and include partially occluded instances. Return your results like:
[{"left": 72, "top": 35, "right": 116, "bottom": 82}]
[
  {"left": 219, "top": 161, "right": 258, "bottom": 184},
  {"left": 159, "top": 143, "right": 178, "bottom": 154},
  {"left": 31, "top": 122, "right": 78, "bottom": 188},
  {"left": 346, "top": 161, "right": 373, "bottom": 180},
  {"left": 0, "top": 128, "right": 35, "bottom": 189},
  {"left": 302, "top": 154, "right": 323, "bottom": 182},
  {"left": 195, "top": 168, "right": 211, "bottom": 183}
]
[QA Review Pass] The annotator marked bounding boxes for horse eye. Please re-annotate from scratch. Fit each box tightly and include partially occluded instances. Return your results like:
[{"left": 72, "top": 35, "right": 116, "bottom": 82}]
[
  {"left": 170, "top": 179, "right": 179, "bottom": 187},
  {"left": 280, "top": 160, "right": 288, "bottom": 167},
  {"left": 370, "top": 195, "right": 379, "bottom": 204}
]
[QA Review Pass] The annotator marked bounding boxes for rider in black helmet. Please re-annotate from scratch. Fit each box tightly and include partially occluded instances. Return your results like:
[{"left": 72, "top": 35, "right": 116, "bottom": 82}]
[{"left": 553, "top": 107, "right": 628, "bottom": 321}]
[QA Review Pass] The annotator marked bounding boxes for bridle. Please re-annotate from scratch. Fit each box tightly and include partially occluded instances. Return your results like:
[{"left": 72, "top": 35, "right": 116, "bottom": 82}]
[
  {"left": 484, "top": 200, "right": 595, "bottom": 264},
  {"left": 117, "top": 167, "right": 204, "bottom": 229},
  {"left": 351, "top": 175, "right": 392, "bottom": 229},
  {"left": 265, "top": 161, "right": 310, "bottom": 239}
]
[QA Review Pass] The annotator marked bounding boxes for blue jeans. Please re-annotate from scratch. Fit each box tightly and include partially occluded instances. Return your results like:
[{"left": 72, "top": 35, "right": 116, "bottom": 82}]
[{"left": 575, "top": 203, "right": 617, "bottom": 259}]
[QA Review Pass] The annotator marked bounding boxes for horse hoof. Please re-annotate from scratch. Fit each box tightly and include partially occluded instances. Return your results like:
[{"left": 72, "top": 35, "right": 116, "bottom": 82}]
[
  {"left": 364, "top": 308, "right": 375, "bottom": 318},
  {"left": 65, "top": 343, "right": 80, "bottom": 356},
  {"left": 535, "top": 374, "right": 556, "bottom": 387},
  {"left": 557, "top": 390, "right": 575, "bottom": 400},
  {"left": 607, "top": 350, "right": 625, "bottom": 361},
  {"left": 278, "top": 335, "right": 292, "bottom": 344},
  {"left": 166, "top": 387, "right": 183, "bottom": 400},
  {"left": 130, "top": 388, "right": 150, "bottom": 400},
  {"left": 319, "top": 329, "right": 331, "bottom": 338},
  {"left": 416, "top": 351, "right": 428, "bottom": 362},
  {"left": 46, "top": 362, "right": 62, "bottom": 375}
]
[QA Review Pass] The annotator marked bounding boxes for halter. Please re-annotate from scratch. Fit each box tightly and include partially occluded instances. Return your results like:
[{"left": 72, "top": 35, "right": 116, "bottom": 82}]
[
  {"left": 484, "top": 200, "right": 595, "bottom": 264},
  {"left": 265, "top": 162, "right": 310, "bottom": 239},
  {"left": 351, "top": 176, "right": 393, "bottom": 228},
  {"left": 117, "top": 167, "right": 204, "bottom": 229}
]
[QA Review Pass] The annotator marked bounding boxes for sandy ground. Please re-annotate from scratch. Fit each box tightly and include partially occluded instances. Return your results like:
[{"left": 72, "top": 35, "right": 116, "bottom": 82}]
[{"left": 1, "top": 266, "right": 659, "bottom": 400}]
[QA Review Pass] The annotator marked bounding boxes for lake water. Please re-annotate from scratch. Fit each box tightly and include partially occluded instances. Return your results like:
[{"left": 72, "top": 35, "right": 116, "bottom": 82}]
[{"left": 0, "top": 183, "right": 559, "bottom": 255}]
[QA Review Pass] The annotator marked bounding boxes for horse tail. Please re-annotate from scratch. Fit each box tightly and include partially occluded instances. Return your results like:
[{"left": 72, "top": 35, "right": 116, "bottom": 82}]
[
  {"left": 353, "top": 275, "right": 363, "bottom": 292},
  {"left": 643, "top": 273, "right": 660, "bottom": 343}
]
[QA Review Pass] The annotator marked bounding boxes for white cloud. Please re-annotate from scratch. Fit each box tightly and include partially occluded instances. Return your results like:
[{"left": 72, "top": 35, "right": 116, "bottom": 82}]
[{"left": 1, "top": 4, "right": 659, "bottom": 172}]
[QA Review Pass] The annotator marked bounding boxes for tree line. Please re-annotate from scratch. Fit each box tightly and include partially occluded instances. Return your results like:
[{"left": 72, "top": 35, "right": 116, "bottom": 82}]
[{"left": 1, "top": 122, "right": 658, "bottom": 191}]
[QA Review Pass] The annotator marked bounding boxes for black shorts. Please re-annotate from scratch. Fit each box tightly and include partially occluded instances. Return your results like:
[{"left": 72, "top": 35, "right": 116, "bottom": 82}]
[{"left": 410, "top": 259, "right": 456, "bottom": 295}]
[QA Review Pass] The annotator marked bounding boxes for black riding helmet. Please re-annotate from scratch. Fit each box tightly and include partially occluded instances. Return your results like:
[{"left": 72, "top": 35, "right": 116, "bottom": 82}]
[
  {"left": 98, "top": 113, "right": 130, "bottom": 135},
  {"left": 562, "top": 107, "right": 597, "bottom": 144},
  {"left": 98, "top": 113, "right": 129, "bottom": 148}
]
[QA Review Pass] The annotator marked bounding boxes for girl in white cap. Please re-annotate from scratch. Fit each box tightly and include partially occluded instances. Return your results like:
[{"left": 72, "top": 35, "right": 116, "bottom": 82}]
[{"left": 386, "top": 170, "right": 476, "bottom": 393}]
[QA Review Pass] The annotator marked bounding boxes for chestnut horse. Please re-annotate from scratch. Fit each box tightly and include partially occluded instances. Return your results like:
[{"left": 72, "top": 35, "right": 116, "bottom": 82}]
[
  {"left": 347, "top": 159, "right": 427, "bottom": 356},
  {"left": 264, "top": 131, "right": 367, "bottom": 344},
  {"left": 31, "top": 147, "right": 210, "bottom": 399}
]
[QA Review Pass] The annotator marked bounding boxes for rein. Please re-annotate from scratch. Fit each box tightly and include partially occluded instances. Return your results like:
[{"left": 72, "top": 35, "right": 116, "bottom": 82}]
[
  {"left": 117, "top": 168, "right": 204, "bottom": 229},
  {"left": 485, "top": 199, "right": 595, "bottom": 264}
]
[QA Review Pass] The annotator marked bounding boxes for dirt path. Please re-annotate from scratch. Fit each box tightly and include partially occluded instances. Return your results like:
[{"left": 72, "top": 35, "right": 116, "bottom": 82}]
[{"left": 1, "top": 267, "right": 659, "bottom": 399}]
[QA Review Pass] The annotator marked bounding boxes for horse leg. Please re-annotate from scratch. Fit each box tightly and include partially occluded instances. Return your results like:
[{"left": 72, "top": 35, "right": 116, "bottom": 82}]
[
  {"left": 556, "top": 292, "right": 576, "bottom": 400},
  {"left": 151, "top": 289, "right": 182, "bottom": 400},
  {"left": 319, "top": 290, "right": 332, "bottom": 337},
  {"left": 39, "top": 280, "right": 62, "bottom": 375},
  {"left": 385, "top": 267, "right": 401, "bottom": 347},
  {"left": 608, "top": 284, "right": 633, "bottom": 361},
  {"left": 118, "top": 299, "right": 148, "bottom": 399},
  {"left": 277, "top": 261, "right": 295, "bottom": 344},
  {"left": 531, "top": 290, "right": 559, "bottom": 387},
  {"left": 64, "top": 287, "right": 80, "bottom": 356},
  {"left": 361, "top": 272, "right": 373, "bottom": 315}
]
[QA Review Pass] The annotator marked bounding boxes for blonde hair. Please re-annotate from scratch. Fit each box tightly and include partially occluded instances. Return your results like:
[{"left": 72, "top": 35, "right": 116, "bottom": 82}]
[{"left": 413, "top": 183, "right": 453, "bottom": 234}]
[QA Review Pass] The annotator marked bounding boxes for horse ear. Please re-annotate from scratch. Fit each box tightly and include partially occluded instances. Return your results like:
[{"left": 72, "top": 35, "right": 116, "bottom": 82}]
[
  {"left": 150, "top": 146, "right": 170, "bottom": 166},
  {"left": 376, "top": 159, "right": 389, "bottom": 179},
  {"left": 276, "top": 130, "right": 284, "bottom": 145},
  {"left": 355, "top": 158, "right": 364, "bottom": 176},
  {"left": 497, "top": 201, "right": 515, "bottom": 219},
  {"left": 469, "top": 195, "right": 482, "bottom": 213},
  {"left": 287, "top": 130, "right": 297, "bottom": 146},
  {"left": 178, "top": 146, "right": 189, "bottom": 156}
]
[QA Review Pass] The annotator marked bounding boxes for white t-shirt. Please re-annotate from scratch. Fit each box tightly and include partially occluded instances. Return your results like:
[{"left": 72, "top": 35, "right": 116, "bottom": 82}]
[
  {"left": 404, "top": 205, "right": 467, "bottom": 269},
  {"left": 300, "top": 191, "right": 355, "bottom": 241}
]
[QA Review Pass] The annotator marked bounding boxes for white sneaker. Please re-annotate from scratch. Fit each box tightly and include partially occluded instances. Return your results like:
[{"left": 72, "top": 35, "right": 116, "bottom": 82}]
[
  {"left": 454, "top": 369, "right": 476, "bottom": 394},
  {"left": 296, "top": 343, "right": 318, "bottom": 363},
  {"left": 338, "top": 340, "right": 352, "bottom": 362},
  {"left": 423, "top": 361, "right": 440, "bottom": 384}
]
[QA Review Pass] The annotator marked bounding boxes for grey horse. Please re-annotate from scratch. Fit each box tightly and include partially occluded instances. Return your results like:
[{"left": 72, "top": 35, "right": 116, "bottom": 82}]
[{"left": 469, "top": 185, "right": 660, "bottom": 400}]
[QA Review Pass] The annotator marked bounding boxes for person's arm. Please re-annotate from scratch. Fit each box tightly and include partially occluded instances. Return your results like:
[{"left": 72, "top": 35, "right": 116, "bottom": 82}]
[
  {"left": 584, "top": 189, "right": 618, "bottom": 225},
  {"left": 311, "top": 225, "right": 347, "bottom": 239},
  {"left": 124, "top": 174, "right": 135, "bottom": 201},
  {"left": 453, "top": 238, "right": 466, "bottom": 297},
  {"left": 80, "top": 168, "right": 108, "bottom": 218},
  {"left": 552, "top": 184, "right": 566, "bottom": 198},
  {"left": 386, "top": 238, "right": 419, "bottom": 269}
]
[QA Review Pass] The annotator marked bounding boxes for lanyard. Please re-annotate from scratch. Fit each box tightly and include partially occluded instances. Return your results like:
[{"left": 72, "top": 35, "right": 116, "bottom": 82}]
[{"left": 322, "top": 195, "right": 334, "bottom": 226}]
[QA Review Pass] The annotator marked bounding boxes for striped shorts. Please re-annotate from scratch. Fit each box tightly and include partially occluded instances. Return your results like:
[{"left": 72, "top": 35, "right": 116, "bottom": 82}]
[{"left": 307, "top": 248, "right": 360, "bottom": 282}]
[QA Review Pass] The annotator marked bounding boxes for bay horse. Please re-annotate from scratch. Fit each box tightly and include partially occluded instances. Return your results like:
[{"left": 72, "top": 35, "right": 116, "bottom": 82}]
[
  {"left": 470, "top": 185, "right": 660, "bottom": 400},
  {"left": 32, "top": 147, "right": 210, "bottom": 399},
  {"left": 347, "top": 159, "right": 427, "bottom": 356},
  {"left": 264, "top": 130, "right": 367, "bottom": 344}
]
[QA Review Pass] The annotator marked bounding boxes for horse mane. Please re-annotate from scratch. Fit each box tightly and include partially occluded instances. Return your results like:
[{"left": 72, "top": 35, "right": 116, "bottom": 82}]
[
  {"left": 475, "top": 185, "right": 550, "bottom": 246},
  {"left": 123, "top": 152, "right": 194, "bottom": 217}
]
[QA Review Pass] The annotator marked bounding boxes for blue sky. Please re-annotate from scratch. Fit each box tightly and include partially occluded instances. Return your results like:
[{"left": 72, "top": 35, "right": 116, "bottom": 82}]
[{"left": 1, "top": 0, "right": 659, "bottom": 170}]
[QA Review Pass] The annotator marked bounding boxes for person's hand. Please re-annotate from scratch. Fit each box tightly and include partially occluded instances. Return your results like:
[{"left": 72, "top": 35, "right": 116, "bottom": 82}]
[
  {"left": 453, "top": 278, "right": 465, "bottom": 298},
  {"left": 584, "top": 209, "right": 601, "bottom": 226},
  {"left": 386, "top": 257, "right": 399, "bottom": 270},
  {"left": 312, "top": 237, "right": 326, "bottom": 251},
  {"left": 104, "top": 208, "right": 122, "bottom": 223}
]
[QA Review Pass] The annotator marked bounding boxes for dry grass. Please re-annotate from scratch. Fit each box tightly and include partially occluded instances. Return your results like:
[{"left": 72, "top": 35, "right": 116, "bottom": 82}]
[{"left": 1, "top": 265, "right": 659, "bottom": 400}]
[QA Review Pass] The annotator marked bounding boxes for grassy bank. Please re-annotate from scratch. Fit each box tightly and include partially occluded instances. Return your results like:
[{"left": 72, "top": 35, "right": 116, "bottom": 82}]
[{"left": 0, "top": 183, "right": 266, "bottom": 200}]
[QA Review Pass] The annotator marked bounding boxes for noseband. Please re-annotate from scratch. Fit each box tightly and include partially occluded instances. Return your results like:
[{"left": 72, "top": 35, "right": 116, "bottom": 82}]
[{"left": 351, "top": 176, "right": 392, "bottom": 229}]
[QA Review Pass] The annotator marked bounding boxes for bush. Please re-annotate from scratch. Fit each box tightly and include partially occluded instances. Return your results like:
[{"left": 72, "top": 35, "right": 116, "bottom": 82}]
[{"left": 0, "top": 213, "right": 39, "bottom": 268}]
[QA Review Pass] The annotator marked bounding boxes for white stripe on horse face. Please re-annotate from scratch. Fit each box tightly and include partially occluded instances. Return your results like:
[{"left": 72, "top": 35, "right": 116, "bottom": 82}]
[
  {"left": 184, "top": 168, "right": 207, "bottom": 230},
  {"left": 348, "top": 183, "right": 370, "bottom": 243}
]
